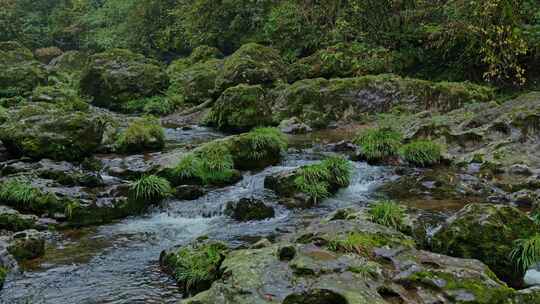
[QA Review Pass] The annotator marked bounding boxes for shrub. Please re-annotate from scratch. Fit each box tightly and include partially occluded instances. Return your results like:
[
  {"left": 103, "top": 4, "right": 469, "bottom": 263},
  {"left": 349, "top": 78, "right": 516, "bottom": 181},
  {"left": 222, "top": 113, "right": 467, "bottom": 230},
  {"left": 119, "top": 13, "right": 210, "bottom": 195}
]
[
  {"left": 128, "top": 175, "right": 172, "bottom": 203},
  {"left": 172, "top": 242, "right": 228, "bottom": 296},
  {"left": 399, "top": 140, "right": 442, "bottom": 167},
  {"left": 368, "top": 200, "right": 405, "bottom": 230},
  {"left": 354, "top": 128, "right": 402, "bottom": 162},
  {"left": 116, "top": 116, "right": 165, "bottom": 153},
  {"left": 510, "top": 233, "right": 540, "bottom": 273}
]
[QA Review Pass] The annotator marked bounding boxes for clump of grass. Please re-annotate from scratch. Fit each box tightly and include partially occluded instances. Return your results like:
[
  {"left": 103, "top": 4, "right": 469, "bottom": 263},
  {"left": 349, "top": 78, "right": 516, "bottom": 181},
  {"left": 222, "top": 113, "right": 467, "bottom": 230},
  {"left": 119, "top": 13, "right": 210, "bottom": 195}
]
[
  {"left": 294, "top": 156, "right": 352, "bottom": 203},
  {"left": 327, "top": 231, "right": 414, "bottom": 256},
  {"left": 368, "top": 200, "right": 406, "bottom": 230},
  {"left": 399, "top": 140, "right": 442, "bottom": 167},
  {"left": 0, "top": 179, "right": 57, "bottom": 213},
  {"left": 172, "top": 142, "right": 236, "bottom": 186},
  {"left": 354, "top": 128, "right": 402, "bottom": 162},
  {"left": 129, "top": 175, "right": 172, "bottom": 203},
  {"left": 236, "top": 127, "right": 288, "bottom": 162},
  {"left": 173, "top": 242, "right": 228, "bottom": 296},
  {"left": 510, "top": 233, "right": 540, "bottom": 273},
  {"left": 116, "top": 116, "right": 165, "bottom": 153}
]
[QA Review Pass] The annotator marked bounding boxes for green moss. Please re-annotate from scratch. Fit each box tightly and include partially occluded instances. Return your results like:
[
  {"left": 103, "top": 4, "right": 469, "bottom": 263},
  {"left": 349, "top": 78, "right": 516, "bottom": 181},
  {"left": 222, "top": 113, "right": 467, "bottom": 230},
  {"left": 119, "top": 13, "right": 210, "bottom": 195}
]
[
  {"left": 116, "top": 116, "right": 165, "bottom": 153},
  {"left": 205, "top": 84, "right": 272, "bottom": 131},
  {"left": 399, "top": 140, "right": 443, "bottom": 167},
  {"left": 354, "top": 128, "right": 402, "bottom": 162},
  {"left": 368, "top": 200, "right": 406, "bottom": 230},
  {"left": 327, "top": 231, "right": 414, "bottom": 256}
]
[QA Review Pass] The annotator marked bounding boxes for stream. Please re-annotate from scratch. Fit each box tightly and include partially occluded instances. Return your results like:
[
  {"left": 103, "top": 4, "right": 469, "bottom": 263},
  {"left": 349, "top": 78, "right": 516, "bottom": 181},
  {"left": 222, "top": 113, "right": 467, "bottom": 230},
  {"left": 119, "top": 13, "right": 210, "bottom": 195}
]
[{"left": 0, "top": 126, "right": 444, "bottom": 304}]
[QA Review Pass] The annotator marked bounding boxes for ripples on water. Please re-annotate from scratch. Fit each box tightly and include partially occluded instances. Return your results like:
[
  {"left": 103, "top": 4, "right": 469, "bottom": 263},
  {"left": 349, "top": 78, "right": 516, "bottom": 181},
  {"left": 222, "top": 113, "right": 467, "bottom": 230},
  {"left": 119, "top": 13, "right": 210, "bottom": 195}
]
[{"left": 0, "top": 149, "right": 392, "bottom": 304}]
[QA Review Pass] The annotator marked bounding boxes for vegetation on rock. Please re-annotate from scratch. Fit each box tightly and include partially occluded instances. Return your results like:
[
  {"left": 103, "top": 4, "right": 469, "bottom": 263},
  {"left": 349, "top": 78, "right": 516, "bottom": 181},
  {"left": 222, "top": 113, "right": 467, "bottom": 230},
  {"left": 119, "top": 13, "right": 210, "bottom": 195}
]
[
  {"left": 128, "top": 175, "right": 172, "bottom": 205},
  {"left": 116, "top": 117, "right": 165, "bottom": 153},
  {"left": 354, "top": 128, "right": 402, "bottom": 163},
  {"left": 368, "top": 200, "right": 406, "bottom": 230},
  {"left": 399, "top": 140, "right": 443, "bottom": 167}
]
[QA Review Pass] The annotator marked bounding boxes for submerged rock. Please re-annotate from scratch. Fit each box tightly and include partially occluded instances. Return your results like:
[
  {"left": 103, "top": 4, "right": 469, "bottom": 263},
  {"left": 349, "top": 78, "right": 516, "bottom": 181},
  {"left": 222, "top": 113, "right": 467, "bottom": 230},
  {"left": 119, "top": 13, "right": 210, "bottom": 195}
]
[
  {"left": 224, "top": 198, "right": 275, "bottom": 221},
  {"left": 7, "top": 229, "right": 45, "bottom": 261},
  {"left": 431, "top": 203, "right": 537, "bottom": 284},
  {"left": 80, "top": 49, "right": 169, "bottom": 111}
]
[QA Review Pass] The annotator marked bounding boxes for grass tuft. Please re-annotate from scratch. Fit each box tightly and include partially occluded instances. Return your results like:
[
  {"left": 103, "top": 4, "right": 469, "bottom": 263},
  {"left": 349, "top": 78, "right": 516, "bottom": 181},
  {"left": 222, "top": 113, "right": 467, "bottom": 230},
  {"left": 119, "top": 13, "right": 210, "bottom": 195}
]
[
  {"left": 399, "top": 140, "right": 442, "bottom": 167},
  {"left": 129, "top": 175, "right": 172, "bottom": 203},
  {"left": 116, "top": 116, "right": 165, "bottom": 153},
  {"left": 368, "top": 200, "right": 406, "bottom": 230},
  {"left": 510, "top": 233, "right": 540, "bottom": 273},
  {"left": 354, "top": 128, "right": 402, "bottom": 162},
  {"left": 238, "top": 127, "right": 288, "bottom": 161}
]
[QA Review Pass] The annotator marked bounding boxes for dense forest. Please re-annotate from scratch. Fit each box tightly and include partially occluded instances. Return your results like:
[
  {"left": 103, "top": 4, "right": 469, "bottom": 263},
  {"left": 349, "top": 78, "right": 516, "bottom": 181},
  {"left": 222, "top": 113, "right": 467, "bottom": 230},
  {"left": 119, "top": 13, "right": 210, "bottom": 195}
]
[{"left": 1, "top": 1, "right": 540, "bottom": 303}]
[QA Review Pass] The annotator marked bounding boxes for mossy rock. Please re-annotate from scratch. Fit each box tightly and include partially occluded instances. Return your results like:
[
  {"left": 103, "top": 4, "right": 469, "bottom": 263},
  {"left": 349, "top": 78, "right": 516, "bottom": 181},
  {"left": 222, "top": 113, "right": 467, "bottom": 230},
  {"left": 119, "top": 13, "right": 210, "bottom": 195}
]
[
  {"left": 115, "top": 116, "right": 165, "bottom": 153},
  {"left": 288, "top": 43, "right": 398, "bottom": 82},
  {"left": 206, "top": 84, "right": 273, "bottom": 131},
  {"left": 431, "top": 203, "right": 537, "bottom": 284},
  {"left": 80, "top": 49, "right": 169, "bottom": 111},
  {"left": 0, "top": 206, "right": 38, "bottom": 232},
  {"left": 216, "top": 43, "right": 286, "bottom": 92},
  {"left": 0, "top": 41, "right": 47, "bottom": 98},
  {"left": 271, "top": 74, "right": 494, "bottom": 129},
  {"left": 167, "top": 59, "right": 223, "bottom": 104},
  {"left": 47, "top": 50, "right": 90, "bottom": 74},
  {"left": 167, "top": 45, "right": 223, "bottom": 76},
  {"left": 0, "top": 103, "right": 110, "bottom": 161},
  {"left": 7, "top": 230, "right": 45, "bottom": 261},
  {"left": 226, "top": 127, "right": 288, "bottom": 170}
]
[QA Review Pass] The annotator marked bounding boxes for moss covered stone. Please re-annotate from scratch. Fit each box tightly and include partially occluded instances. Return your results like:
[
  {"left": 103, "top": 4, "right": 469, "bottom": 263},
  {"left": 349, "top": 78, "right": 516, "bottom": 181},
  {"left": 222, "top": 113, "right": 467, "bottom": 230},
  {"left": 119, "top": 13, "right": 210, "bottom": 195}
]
[
  {"left": 271, "top": 74, "right": 493, "bottom": 129},
  {"left": 432, "top": 203, "right": 537, "bottom": 284},
  {"left": 206, "top": 84, "right": 272, "bottom": 131},
  {"left": 0, "top": 103, "right": 110, "bottom": 161},
  {"left": 0, "top": 41, "right": 47, "bottom": 98},
  {"left": 80, "top": 49, "right": 169, "bottom": 110},
  {"left": 0, "top": 206, "right": 37, "bottom": 232},
  {"left": 7, "top": 229, "right": 45, "bottom": 261},
  {"left": 115, "top": 116, "right": 165, "bottom": 153},
  {"left": 216, "top": 43, "right": 286, "bottom": 92},
  {"left": 167, "top": 59, "right": 223, "bottom": 104}
]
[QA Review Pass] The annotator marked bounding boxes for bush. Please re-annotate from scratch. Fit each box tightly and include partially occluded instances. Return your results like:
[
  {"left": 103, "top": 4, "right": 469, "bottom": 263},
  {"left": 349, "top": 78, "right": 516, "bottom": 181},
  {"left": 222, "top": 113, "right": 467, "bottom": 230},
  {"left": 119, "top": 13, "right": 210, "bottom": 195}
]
[
  {"left": 116, "top": 116, "right": 165, "bottom": 153},
  {"left": 128, "top": 175, "right": 172, "bottom": 204},
  {"left": 294, "top": 156, "right": 352, "bottom": 203},
  {"left": 354, "top": 128, "right": 402, "bottom": 162},
  {"left": 399, "top": 140, "right": 442, "bottom": 167},
  {"left": 511, "top": 233, "right": 540, "bottom": 273},
  {"left": 368, "top": 200, "right": 405, "bottom": 230}
]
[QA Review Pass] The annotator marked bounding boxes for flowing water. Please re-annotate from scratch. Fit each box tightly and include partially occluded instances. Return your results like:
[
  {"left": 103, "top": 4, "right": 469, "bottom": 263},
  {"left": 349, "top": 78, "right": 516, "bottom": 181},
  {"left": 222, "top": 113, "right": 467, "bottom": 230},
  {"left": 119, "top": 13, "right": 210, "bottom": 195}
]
[{"left": 0, "top": 127, "right": 423, "bottom": 304}]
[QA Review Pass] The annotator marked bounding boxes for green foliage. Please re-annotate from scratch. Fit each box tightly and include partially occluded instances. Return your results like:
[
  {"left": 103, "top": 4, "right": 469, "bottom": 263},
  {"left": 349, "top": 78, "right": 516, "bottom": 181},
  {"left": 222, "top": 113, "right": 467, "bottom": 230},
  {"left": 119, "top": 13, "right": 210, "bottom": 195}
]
[
  {"left": 172, "top": 142, "right": 236, "bottom": 186},
  {"left": 368, "top": 200, "right": 405, "bottom": 230},
  {"left": 294, "top": 156, "right": 352, "bottom": 203},
  {"left": 327, "top": 231, "right": 414, "bottom": 255},
  {"left": 172, "top": 242, "right": 227, "bottom": 295},
  {"left": 399, "top": 140, "right": 443, "bottom": 167},
  {"left": 235, "top": 127, "right": 288, "bottom": 162},
  {"left": 116, "top": 116, "right": 165, "bottom": 153},
  {"left": 510, "top": 233, "right": 540, "bottom": 272},
  {"left": 0, "top": 179, "right": 59, "bottom": 213},
  {"left": 124, "top": 96, "right": 176, "bottom": 116},
  {"left": 354, "top": 128, "right": 402, "bottom": 162},
  {"left": 128, "top": 175, "right": 172, "bottom": 203}
]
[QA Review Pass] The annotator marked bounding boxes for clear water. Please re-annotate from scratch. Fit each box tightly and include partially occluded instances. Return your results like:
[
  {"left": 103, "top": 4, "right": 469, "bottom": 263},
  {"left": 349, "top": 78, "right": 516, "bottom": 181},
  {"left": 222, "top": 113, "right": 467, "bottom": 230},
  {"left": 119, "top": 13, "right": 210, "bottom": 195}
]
[{"left": 0, "top": 132, "right": 393, "bottom": 304}]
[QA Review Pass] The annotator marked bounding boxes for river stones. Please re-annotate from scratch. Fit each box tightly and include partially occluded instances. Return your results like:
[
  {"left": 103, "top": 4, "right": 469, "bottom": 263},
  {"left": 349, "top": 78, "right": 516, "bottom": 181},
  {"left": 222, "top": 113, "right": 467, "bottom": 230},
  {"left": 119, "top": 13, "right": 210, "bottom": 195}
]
[
  {"left": 224, "top": 198, "right": 275, "bottom": 221},
  {"left": 7, "top": 229, "right": 45, "bottom": 261},
  {"left": 431, "top": 203, "right": 537, "bottom": 284}
]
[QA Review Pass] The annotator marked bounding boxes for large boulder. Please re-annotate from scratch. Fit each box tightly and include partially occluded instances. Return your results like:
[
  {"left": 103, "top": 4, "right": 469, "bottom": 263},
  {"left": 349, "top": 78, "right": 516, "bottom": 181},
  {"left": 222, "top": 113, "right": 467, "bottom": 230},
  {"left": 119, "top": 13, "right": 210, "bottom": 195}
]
[
  {"left": 167, "top": 59, "right": 223, "bottom": 104},
  {"left": 80, "top": 49, "right": 169, "bottom": 111},
  {"left": 0, "top": 41, "right": 46, "bottom": 98},
  {"left": 270, "top": 74, "right": 493, "bottom": 129},
  {"left": 431, "top": 203, "right": 537, "bottom": 284},
  {"left": 183, "top": 218, "right": 516, "bottom": 304},
  {"left": 46, "top": 50, "right": 89, "bottom": 75},
  {"left": 206, "top": 84, "right": 273, "bottom": 131},
  {"left": 216, "top": 43, "right": 286, "bottom": 92},
  {"left": 0, "top": 103, "right": 111, "bottom": 161}
]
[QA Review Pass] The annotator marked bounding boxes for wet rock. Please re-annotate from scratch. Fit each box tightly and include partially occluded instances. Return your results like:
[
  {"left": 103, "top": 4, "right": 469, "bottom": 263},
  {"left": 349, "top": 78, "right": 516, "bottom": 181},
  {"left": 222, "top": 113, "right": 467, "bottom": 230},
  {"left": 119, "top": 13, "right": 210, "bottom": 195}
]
[
  {"left": 224, "top": 198, "right": 275, "bottom": 222},
  {"left": 525, "top": 264, "right": 540, "bottom": 287},
  {"left": 206, "top": 84, "right": 273, "bottom": 131},
  {"left": 279, "top": 117, "right": 313, "bottom": 134},
  {"left": 0, "top": 41, "right": 46, "bottom": 97},
  {"left": 431, "top": 203, "right": 537, "bottom": 284},
  {"left": 7, "top": 229, "right": 45, "bottom": 261},
  {"left": 251, "top": 238, "right": 272, "bottom": 249},
  {"left": 508, "top": 164, "right": 534, "bottom": 176},
  {"left": 277, "top": 245, "right": 296, "bottom": 261},
  {"left": 34, "top": 47, "right": 63, "bottom": 64},
  {"left": 0, "top": 103, "right": 111, "bottom": 161},
  {"left": 175, "top": 185, "right": 205, "bottom": 200},
  {"left": 0, "top": 206, "right": 38, "bottom": 232},
  {"left": 80, "top": 49, "right": 169, "bottom": 111},
  {"left": 507, "top": 189, "right": 540, "bottom": 207}
]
